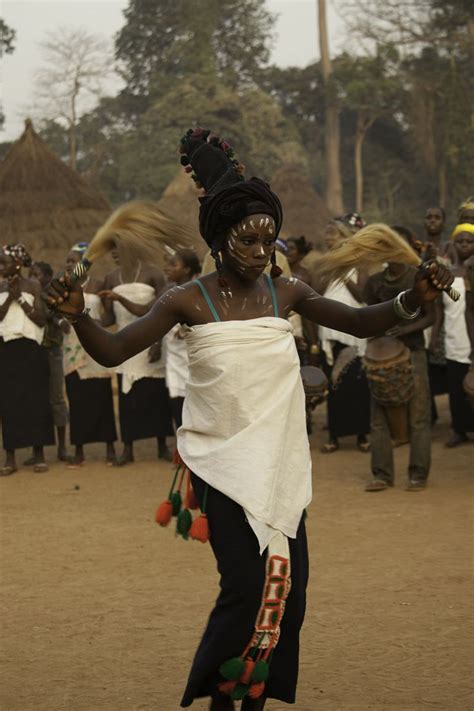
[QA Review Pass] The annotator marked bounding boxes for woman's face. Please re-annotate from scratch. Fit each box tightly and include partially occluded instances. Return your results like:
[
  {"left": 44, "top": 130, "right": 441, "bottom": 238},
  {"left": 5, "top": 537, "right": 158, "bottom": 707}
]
[
  {"left": 324, "top": 226, "right": 340, "bottom": 251},
  {"left": 0, "top": 254, "right": 19, "bottom": 279},
  {"left": 459, "top": 208, "right": 474, "bottom": 225},
  {"left": 164, "top": 254, "right": 190, "bottom": 285},
  {"left": 65, "top": 250, "right": 81, "bottom": 274},
  {"left": 424, "top": 208, "right": 445, "bottom": 236},
  {"left": 222, "top": 213, "right": 276, "bottom": 281},
  {"left": 454, "top": 232, "right": 474, "bottom": 261},
  {"left": 286, "top": 240, "right": 299, "bottom": 266}
]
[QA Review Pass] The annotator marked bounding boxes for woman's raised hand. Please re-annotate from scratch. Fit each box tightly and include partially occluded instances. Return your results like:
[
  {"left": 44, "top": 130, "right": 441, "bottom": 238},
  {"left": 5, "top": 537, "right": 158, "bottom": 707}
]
[
  {"left": 43, "top": 273, "right": 85, "bottom": 319},
  {"left": 413, "top": 261, "right": 454, "bottom": 303}
]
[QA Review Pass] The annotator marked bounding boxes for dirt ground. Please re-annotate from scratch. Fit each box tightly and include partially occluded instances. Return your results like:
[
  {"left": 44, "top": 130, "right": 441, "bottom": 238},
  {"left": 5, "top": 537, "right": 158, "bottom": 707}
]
[{"left": 1, "top": 394, "right": 473, "bottom": 711}]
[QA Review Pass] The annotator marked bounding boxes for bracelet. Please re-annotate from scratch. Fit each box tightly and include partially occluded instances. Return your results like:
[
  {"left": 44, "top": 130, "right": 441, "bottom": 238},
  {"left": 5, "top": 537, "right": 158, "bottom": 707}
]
[
  {"left": 309, "top": 344, "right": 320, "bottom": 355},
  {"left": 17, "top": 295, "right": 26, "bottom": 305},
  {"left": 393, "top": 290, "right": 420, "bottom": 320},
  {"left": 65, "top": 307, "right": 91, "bottom": 324}
]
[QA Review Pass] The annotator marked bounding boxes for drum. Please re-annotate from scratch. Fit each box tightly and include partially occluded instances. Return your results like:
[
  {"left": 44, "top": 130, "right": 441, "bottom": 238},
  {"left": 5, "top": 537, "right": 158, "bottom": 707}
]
[
  {"left": 463, "top": 368, "right": 474, "bottom": 407},
  {"left": 301, "top": 366, "right": 328, "bottom": 434},
  {"left": 363, "top": 337, "right": 414, "bottom": 444}
]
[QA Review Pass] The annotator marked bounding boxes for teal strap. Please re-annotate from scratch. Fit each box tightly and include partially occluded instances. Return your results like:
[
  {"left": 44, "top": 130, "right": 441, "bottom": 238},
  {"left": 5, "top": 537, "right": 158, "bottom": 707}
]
[
  {"left": 265, "top": 273, "right": 279, "bottom": 318},
  {"left": 196, "top": 279, "right": 221, "bottom": 322}
]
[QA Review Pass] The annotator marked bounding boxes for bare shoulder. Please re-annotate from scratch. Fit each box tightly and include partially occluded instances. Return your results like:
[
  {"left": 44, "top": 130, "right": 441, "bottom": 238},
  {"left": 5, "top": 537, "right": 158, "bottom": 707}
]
[{"left": 103, "top": 268, "right": 120, "bottom": 288}]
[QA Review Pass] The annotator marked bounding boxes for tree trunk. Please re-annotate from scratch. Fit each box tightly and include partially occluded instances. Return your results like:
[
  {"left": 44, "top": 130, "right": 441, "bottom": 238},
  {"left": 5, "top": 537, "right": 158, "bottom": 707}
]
[
  {"left": 318, "top": 0, "right": 344, "bottom": 215},
  {"left": 438, "top": 160, "right": 447, "bottom": 208},
  {"left": 69, "top": 78, "right": 80, "bottom": 170},
  {"left": 354, "top": 118, "right": 365, "bottom": 213}
]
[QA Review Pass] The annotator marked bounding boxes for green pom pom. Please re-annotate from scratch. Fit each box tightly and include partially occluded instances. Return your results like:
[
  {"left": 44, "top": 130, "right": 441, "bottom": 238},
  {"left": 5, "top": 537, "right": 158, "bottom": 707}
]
[
  {"left": 219, "top": 657, "right": 245, "bottom": 681},
  {"left": 170, "top": 491, "right": 182, "bottom": 516},
  {"left": 176, "top": 508, "right": 192, "bottom": 539},
  {"left": 251, "top": 660, "right": 269, "bottom": 682},
  {"left": 230, "top": 683, "right": 249, "bottom": 701}
]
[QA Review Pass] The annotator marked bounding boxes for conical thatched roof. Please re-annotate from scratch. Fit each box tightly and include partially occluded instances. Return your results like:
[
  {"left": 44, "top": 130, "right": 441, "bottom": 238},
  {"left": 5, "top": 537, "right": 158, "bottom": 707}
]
[
  {"left": 0, "top": 119, "right": 111, "bottom": 267},
  {"left": 271, "top": 164, "right": 331, "bottom": 250},
  {"left": 157, "top": 169, "right": 205, "bottom": 257}
]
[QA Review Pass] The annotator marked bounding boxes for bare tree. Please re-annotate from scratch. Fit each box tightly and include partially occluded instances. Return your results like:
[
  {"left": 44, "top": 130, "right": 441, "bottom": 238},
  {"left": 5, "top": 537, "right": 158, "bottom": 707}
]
[
  {"left": 34, "top": 27, "right": 114, "bottom": 169},
  {"left": 318, "top": 0, "right": 344, "bottom": 215}
]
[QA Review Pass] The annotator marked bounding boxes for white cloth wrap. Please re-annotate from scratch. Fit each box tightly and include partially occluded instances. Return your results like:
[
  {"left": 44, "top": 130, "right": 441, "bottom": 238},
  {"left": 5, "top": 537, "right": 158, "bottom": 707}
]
[
  {"left": 443, "top": 276, "right": 470, "bottom": 364},
  {"left": 63, "top": 293, "right": 111, "bottom": 379},
  {"left": 319, "top": 273, "right": 366, "bottom": 364},
  {"left": 164, "top": 324, "right": 189, "bottom": 399},
  {"left": 0, "top": 292, "right": 44, "bottom": 345},
  {"left": 112, "top": 283, "right": 164, "bottom": 393},
  {"left": 177, "top": 317, "right": 312, "bottom": 554}
]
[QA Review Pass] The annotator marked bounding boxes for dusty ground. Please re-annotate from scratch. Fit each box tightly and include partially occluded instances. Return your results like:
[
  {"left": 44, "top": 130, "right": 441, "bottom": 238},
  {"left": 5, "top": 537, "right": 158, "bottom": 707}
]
[{"left": 1, "top": 395, "right": 473, "bottom": 711}]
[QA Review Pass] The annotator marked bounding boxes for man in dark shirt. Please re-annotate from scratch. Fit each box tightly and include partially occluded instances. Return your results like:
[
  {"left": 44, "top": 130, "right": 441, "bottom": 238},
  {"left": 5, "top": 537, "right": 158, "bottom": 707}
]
[{"left": 364, "top": 259, "right": 434, "bottom": 492}]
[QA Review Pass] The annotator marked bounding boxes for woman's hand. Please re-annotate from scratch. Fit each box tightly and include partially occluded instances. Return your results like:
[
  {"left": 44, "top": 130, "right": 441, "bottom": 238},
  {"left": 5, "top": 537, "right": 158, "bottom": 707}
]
[
  {"left": 411, "top": 261, "right": 454, "bottom": 305},
  {"left": 8, "top": 274, "right": 22, "bottom": 301},
  {"left": 43, "top": 273, "right": 85, "bottom": 318},
  {"left": 98, "top": 289, "right": 121, "bottom": 302}
]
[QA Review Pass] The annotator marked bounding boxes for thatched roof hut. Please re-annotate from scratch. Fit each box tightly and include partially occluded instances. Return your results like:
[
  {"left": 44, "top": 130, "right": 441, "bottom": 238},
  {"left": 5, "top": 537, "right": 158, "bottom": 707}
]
[
  {"left": 0, "top": 119, "right": 111, "bottom": 268},
  {"left": 271, "top": 164, "right": 331, "bottom": 250}
]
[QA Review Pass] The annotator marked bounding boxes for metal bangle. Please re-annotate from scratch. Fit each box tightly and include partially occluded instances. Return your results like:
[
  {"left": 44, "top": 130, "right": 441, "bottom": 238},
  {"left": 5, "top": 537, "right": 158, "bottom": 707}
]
[
  {"left": 393, "top": 290, "right": 420, "bottom": 320},
  {"left": 66, "top": 307, "right": 91, "bottom": 324}
]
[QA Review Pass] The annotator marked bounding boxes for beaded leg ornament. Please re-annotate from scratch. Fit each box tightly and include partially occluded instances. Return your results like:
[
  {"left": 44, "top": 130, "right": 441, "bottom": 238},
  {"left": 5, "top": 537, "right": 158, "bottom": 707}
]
[{"left": 217, "top": 532, "right": 291, "bottom": 701}]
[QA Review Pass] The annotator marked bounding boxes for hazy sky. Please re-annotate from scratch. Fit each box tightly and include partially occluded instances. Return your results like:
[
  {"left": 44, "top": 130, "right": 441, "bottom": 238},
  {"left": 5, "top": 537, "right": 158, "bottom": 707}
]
[{"left": 1, "top": 0, "right": 345, "bottom": 141}]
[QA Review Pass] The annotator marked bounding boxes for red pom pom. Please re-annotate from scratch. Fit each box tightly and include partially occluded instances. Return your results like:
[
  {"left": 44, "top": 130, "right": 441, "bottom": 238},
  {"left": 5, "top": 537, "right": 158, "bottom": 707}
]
[
  {"left": 248, "top": 681, "right": 265, "bottom": 699},
  {"left": 155, "top": 500, "right": 173, "bottom": 526},
  {"left": 184, "top": 165, "right": 193, "bottom": 173},
  {"left": 240, "top": 659, "right": 256, "bottom": 685},
  {"left": 271, "top": 264, "right": 283, "bottom": 278},
  {"left": 218, "top": 680, "right": 237, "bottom": 696},
  {"left": 190, "top": 513, "right": 210, "bottom": 542},
  {"left": 184, "top": 483, "right": 200, "bottom": 511}
]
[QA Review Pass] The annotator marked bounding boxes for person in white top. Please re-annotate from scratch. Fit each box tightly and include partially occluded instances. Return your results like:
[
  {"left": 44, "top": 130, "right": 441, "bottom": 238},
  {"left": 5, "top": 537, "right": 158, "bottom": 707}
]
[
  {"left": 63, "top": 244, "right": 117, "bottom": 467},
  {"left": 100, "top": 249, "right": 173, "bottom": 464},
  {"left": 318, "top": 220, "right": 371, "bottom": 453},
  {"left": 0, "top": 244, "right": 55, "bottom": 475},
  {"left": 431, "top": 225, "right": 474, "bottom": 446},
  {"left": 163, "top": 249, "right": 201, "bottom": 431}
]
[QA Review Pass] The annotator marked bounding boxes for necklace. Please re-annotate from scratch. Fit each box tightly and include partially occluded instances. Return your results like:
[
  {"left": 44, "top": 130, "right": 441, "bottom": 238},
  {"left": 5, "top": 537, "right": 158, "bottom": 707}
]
[{"left": 119, "top": 262, "right": 142, "bottom": 285}]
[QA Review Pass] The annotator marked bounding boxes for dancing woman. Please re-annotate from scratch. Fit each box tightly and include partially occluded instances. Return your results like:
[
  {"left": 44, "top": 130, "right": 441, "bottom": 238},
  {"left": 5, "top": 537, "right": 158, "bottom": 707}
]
[{"left": 45, "top": 129, "right": 453, "bottom": 710}]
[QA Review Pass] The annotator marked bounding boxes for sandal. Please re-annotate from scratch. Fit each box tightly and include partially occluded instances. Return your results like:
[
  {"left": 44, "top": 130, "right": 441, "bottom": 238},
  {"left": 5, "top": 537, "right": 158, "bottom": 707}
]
[
  {"left": 0, "top": 465, "right": 18, "bottom": 477},
  {"left": 33, "top": 463, "right": 49, "bottom": 473},
  {"left": 321, "top": 442, "right": 339, "bottom": 454}
]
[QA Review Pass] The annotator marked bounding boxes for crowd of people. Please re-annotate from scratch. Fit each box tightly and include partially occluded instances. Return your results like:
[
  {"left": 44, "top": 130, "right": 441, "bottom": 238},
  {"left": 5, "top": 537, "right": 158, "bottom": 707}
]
[{"left": 0, "top": 201, "right": 473, "bottom": 489}]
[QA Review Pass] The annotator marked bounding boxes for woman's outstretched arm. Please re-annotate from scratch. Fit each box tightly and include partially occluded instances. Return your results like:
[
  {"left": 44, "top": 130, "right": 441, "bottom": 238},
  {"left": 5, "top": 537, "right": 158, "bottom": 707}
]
[
  {"left": 291, "top": 262, "right": 453, "bottom": 338},
  {"left": 44, "top": 275, "right": 185, "bottom": 367}
]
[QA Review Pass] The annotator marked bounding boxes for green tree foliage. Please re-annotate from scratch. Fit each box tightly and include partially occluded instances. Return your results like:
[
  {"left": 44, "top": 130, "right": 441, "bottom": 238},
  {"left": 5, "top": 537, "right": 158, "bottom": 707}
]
[
  {"left": 42, "top": 75, "right": 305, "bottom": 204},
  {"left": 0, "top": 18, "right": 15, "bottom": 56},
  {"left": 115, "top": 0, "right": 274, "bottom": 98},
  {"left": 0, "top": 18, "right": 16, "bottom": 129}
]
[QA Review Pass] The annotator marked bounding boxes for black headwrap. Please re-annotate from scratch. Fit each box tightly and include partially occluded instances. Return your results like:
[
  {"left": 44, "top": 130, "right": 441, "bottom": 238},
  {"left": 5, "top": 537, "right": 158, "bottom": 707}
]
[{"left": 180, "top": 128, "right": 283, "bottom": 256}]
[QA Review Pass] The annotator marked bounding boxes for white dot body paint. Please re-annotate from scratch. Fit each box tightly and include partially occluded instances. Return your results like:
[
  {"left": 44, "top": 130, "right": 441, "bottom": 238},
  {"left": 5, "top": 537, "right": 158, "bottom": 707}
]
[{"left": 249, "top": 219, "right": 255, "bottom": 230}]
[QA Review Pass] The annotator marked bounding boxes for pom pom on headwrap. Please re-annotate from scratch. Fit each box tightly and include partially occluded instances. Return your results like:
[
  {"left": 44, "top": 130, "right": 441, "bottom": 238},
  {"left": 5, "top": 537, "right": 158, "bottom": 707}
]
[{"left": 2, "top": 244, "right": 32, "bottom": 267}]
